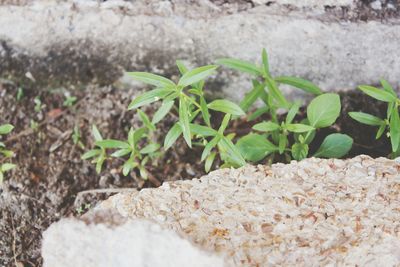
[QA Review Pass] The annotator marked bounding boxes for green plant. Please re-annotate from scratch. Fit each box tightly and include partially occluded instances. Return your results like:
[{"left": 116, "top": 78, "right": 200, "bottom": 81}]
[
  {"left": 0, "top": 124, "right": 16, "bottom": 183},
  {"left": 349, "top": 79, "right": 400, "bottom": 158},
  {"left": 219, "top": 50, "right": 353, "bottom": 162},
  {"left": 63, "top": 95, "right": 77, "bottom": 107},
  {"left": 83, "top": 49, "right": 354, "bottom": 176},
  {"left": 34, "top": 96, "right": 44, "bottom": 112}
]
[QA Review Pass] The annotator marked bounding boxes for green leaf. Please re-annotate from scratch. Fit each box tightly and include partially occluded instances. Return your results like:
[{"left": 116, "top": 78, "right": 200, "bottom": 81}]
[
  {"left": 248, "top": 106, "right": 269, "bottom": 121},
  {"left": 201, "top": 136, "right": 220, "bottom": 161},
  {"left": 111, "top": 148, "right": 131, "bottom": 158},
  {"left": 291, "top": 143, "right": 309, "bottom": 161},
  {"left": 261, "top": 49, "right": 270, "bottom": 76},
  {"left": 218, "top": 114, "right": 231, "bottom": 134},
  {"left": 314, "top": 133, "right": 353, "bottom": 158},
  {"left": 216, "top": 58, "right": 261, "bottom": 76},
  {"left": 252, "top": 121, "right": 280, "bottom": 132},
  {"left": 164, "top": 123, "right": 182, "bottom": 150},
  {"left": 208, "top": 99, "right": 245, "bottom": 116},
  {"left": 81, "top": 149, "right": 101, "bottom": 160},
  {"left": 200, "top": 96, "right": 211, "bottom": 127},
  {"left": 264, "top": 76, "right": 289, "bottom": 108},
  {"left": 95, "top": 155, "right": 105, "bottom": 174},
  {"left": 240, "top": 80, "right": 265, "bottom": 112},
  {"left": 307, "top": 93, "right": 341, "bottom": 128},
  {"left": 205, "top": 152, "right": 217, "bottom": 173},
  {"left": 349, "top": 112, "right": 383, "bottom": 126},
  {"left": 179, "top": 98, "right": 192, "bottom": 148},
  {"left": 376, "top": 124, "right": 386, "bottom": 139},
  {"left": 140, "top": 143, "right": 160, "bottom": 154},
  {"left": 92, "top": 125, "right": 103, "bottom": 141},
  {"left": 127, "top": 72, "right": 175, "bottom": 88},
  {"left": 178, "top": 65, "right": 218, "bottom": 87},
  {"left": 122, "top": 158, "right": 138, "bottom": 176},
  {"left": 128, "top": 89, "right": 172, "bottom": 110},
  {"left": 95, "top": 140, "right": 130, "bottom": 149},
  {"left": 152, "top": 100, "right": 174, "bottom": 124},
  {"left": 278, "top": 134, "right": 287, "bottom": 154},
  {"left": 236, "top": 134, "right": 277, "bottom": 162},
  {"left": 389, "top": 106, "right": 400, "bottom": 152},
  {"left": 190, "top": 124, "right": 217, "bottom": 137},
  {"left": 138, "top": 109, "right": 156, "bottom": 131},
  {"left": 358, "top": 85, "right": 397, "bottom": 102},
  {"left": 176, "top": 60, "right": 188, "bottom": 75},
  {"left": 219, "top": 137, "right": 246, "bottom": 166},
  {"left": 0, "top": 124, "right": 14, "bottom": 135},
  {"left": 1, "top": 163, "right": 16, "bottom": 172},
  {"left": 133, "top": 127, "right": 147, "bottom": 145},
  {"left": 286, "top": 101, "right": 301, "bottom": 124},
  {"left": 285, "top": 124, "right": 314, "bottom": 133},
  {"left": 275, "top": 76, "right": 322, "bottom": 95},
  {"left": 381, "top": 79, "right": 397, "bottom": 97}
]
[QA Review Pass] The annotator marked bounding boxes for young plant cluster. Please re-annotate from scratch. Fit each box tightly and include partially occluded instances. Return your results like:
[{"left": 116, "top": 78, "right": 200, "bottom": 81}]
[
  {"left": 0, "top": 124, "right": 16, "bottom": 182},
  {"left": 349, "top": 80, "right": 400, "bottom": 158},
  {"left": 83, "top": 49, "right": 358, "bottom": 179}
]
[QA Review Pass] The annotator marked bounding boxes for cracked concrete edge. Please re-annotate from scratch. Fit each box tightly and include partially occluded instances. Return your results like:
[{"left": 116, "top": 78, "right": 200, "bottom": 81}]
[{"left": 1, "top": 0, "right": 400, "bottom": 101}]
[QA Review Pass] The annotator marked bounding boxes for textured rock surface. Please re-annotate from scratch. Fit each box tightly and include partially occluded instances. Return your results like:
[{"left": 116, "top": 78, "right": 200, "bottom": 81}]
[
  {"left": 1, "top": 0, "right": 400, "bottom": 100},
  {"left": 93, "top": 156, "right": 400, "bottom": 266},
  {"left": 42, "top": 211, "right": 225, "bottom": 267}
]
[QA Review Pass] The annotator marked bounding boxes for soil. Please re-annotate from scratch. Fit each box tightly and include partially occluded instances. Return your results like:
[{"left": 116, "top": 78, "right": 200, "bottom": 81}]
[{"left": 0, "top": 81, "right": 391, "bottom": 267}]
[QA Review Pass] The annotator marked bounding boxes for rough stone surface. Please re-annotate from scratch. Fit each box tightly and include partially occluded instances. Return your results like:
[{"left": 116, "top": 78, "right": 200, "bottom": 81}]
[
  {"left": 92, "top": 156, "right": 400, "bottom": 266},
  {"left": 41, "top": 211, "right": 225, "bottom": 267},
  {"left": 1, "top": 0, "right": 400, "bottom": 100}
]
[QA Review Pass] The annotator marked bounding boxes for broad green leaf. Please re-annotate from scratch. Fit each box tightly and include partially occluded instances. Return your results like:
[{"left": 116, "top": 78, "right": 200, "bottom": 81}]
[
  {"left": 0, "top": 124, "right": 14, "bottom": 135},
  {"left": 216, "top": 58, "right": 261, "bottom": 76},
  {"left": 219, "top": 137, "right": 246, "bottom": 166},
  {"left": 278, "top": 134, "right": 287, "bottom": 154},
  {"left": 201, "top": 136, "right": 220, "bottom": 161},
  {"left": 176, "top": 60, "right": 188, "bottom": 75},
  {"left": 389, "top": 106, "right": 400, "bottom": 152},
  {"left": 264, "top": 76, "right": 289, "bottom": 108},
  {"left": 208, "top": 99, "right": 245, "bottom": 116},
  {"left": 164, "top": 123, "right": 182, "bottom": 150},
  {"left": 307, "top": 93, "right": 341, "bottom": 128},
  {"left": 190, "top": 124, "right": 217, "bottom": 137},
  {"left": 178, "top": 65, "right": 218, "bottom": 87},
  {"left": 1, "top": 163, "right": 16, "bottom": 172},
  {"left": 236, "top": 134, "right": 277, "bottom": 162},
  {"left": 152, "top": 100, "right": 174, "bottom": 124},
  {"left": 285, "top": 124, "right": 314, "bottom": 133},
  {"left": 95, "top": 140, "right": 130, "bottom": 149},
  {"left": 179, "top": 97, "right": 192, "bottom": 148},
  {"left": 127, "top": 72, "right": 175, "bottom": 88},
  {"left": 128, "top": 88, "right": 172, "bottom": 110},
  {"left": 261, "top": 48, "right": 270, "bottom": 76},
  {"left": 313, "top": 133, "right": 353, "bottom": 158},
  {"left": 81, "top": 149, "right": 101, "bottom": 160},
  {"left": 140, "top": 143, "right": 160, "bottom": 154},
  {"left": 205, "top": 152, "right": 216, "bottom": 173},
  {"left": 358, "top": 85, "right": 397, "bottom": 102},
  {"left": 275, "top": 76, "right": 322, "bottom": 95},
  {"left": 200, "top": 96, "right": 211, "bottom": 127},
  {"left": 349, "top": 112, "right": 383, "bottom": 126},
  {"left": 252, "top": 121, "right": 280, "bottom": 132},
  {"left": 286, "top": 101, "right": 301, "bottom": 124},
  {"left": 111, "top": 148, "right": 131, "bottom": 158},
  {"left": 291, "top": 143, "right": 309, "bottom": 161}
]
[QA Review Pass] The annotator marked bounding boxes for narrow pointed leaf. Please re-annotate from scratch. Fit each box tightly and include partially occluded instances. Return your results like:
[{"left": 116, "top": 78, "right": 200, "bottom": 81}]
[
  {"left": 275, "top": 76, "right": 322, "bottom": 95},
  {"left": 390, "top": 106, "right": 400, "bottom": 152},
  {"left": 178, "top": 65, "right": 218, "bottom": 87},
  {"left": 95, "top": 140, "right": 130, "bottom": 149},
  {"left": 265, "top": 76, "right": 289, "bottom": 108},
  {"left": 152, "top": 100, "right": 174, "bottom": 124},
  {"left": 253, "top": 121, "right": 280, "bottom": 132},
  {"left": 349, "top": 112, "right": 383, "bottom": 126},
  {"left": 201, "top": 136, "right": 220, "bottom": 161},
  {"left": 205, "top": 152, "right": 217, "bottom": 173},
  {"left": 127, "top": 72, "right": 175, "bottom": 88},
  {"left": 261, "top": 49, "right": 270, "bottom": 76},
  {"left": 179, "top": 98, "right": 192, "bottom": 148},
  {"left": 128, "top": 88, "right": 172, "bottom": 110},
  {"left": 164, "top": 123, "right": 182, "bottom": 150},
  {"left": 217, "top": 58, "right": 261, "bottom": 76},
  {"left": 200, "top": 96, "right": 211, "bottom": 126},
  {"left": 208, "top": 99, "right": 245, "bottom": 116},
  {"left": 358, "top": 85, "right": 397, "bottom": 102},
  {"left": 285, "top": 124, "right": 314, "bottom": 133},
  {"left": 190, "top": 124, "right": 217, "bottom": 137}
]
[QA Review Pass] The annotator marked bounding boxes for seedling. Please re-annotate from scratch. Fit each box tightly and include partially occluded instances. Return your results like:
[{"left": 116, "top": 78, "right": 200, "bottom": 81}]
[
  {"left": 349, "top": 79, "right": 400, "bottom": 158},
  {"left": 0, "top": 124, "right": 16, "bottom": 183}
]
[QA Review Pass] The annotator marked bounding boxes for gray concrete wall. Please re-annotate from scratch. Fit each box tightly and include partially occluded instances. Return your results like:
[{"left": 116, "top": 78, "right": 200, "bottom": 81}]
[{"left": 0, "top": 0, "right": 399, "bottom": 100}]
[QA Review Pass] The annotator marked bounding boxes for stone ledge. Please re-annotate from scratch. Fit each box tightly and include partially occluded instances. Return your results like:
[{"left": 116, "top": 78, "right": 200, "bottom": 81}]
[{"left": 42, "top": 156, "right": 400, "bottom": 266}]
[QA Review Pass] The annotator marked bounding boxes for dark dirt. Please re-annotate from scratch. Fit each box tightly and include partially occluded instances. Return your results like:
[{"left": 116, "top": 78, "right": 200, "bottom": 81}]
[{"left": 0, "top": 80, "right": 393, "bottom": 266}]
